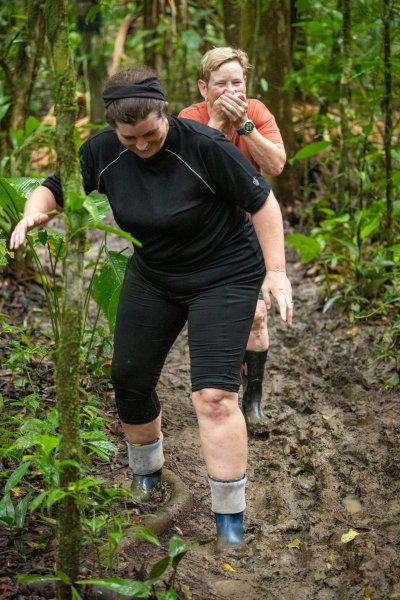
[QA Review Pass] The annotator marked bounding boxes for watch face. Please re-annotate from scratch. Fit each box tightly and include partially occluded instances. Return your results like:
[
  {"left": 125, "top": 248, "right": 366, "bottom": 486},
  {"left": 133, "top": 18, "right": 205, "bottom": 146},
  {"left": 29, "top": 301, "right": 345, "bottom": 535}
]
[{"left": 244, "top": 120, "right": 254, "bottom": 132}]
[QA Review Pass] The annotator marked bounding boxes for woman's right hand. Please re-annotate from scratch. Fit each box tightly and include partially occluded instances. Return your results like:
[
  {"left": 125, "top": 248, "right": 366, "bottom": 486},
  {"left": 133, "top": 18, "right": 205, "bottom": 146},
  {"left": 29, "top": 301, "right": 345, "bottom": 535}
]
[{"left": 9, "top": 212, "right": 50, "bottom": 251}]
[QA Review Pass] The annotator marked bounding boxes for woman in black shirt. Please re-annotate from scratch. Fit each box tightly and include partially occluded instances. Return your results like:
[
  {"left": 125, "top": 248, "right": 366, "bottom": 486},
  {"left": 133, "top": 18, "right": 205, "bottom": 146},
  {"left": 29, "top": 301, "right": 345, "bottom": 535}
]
[{"left": 10, "top": 67, "right": 293, "bottom": 550}]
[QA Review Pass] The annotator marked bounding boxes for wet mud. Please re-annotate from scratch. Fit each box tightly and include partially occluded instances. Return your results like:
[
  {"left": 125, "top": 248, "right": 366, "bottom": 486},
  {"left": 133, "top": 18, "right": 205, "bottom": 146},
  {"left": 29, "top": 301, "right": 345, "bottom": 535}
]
[
  {"left": 2, "top": 249, "right": 399, "bottom": 599},
  {"left": 135, "top": 256, "right": 400, "bottom": 599}
]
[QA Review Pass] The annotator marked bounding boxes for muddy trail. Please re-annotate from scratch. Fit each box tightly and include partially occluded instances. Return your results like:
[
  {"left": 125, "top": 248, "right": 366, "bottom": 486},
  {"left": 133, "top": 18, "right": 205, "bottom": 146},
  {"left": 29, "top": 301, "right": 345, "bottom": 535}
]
[
  {"left": 99, "top": 253, "right": 400, "bottom": 599},
  {"left": 2, "top": 249, "right": 400, "bottom": 600}
]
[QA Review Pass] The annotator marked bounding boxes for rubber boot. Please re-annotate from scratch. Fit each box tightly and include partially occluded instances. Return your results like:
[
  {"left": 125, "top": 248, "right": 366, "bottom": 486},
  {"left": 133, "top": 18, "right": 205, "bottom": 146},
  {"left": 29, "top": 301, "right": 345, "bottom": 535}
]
[
  {"left": 127, "top": 435, "right": 164, "bottom": 502},
  {"left": 241, "top": 350, "right": 268, "bottom": 426},
  {"left": 214, "top": 512, "right": 245, "bottom": 549},
  {"left": 131, "top": 469, "right": 162, "bottom": 502},
  {"left": 208, "top": 475, "right": 246, "bottom": 550}
]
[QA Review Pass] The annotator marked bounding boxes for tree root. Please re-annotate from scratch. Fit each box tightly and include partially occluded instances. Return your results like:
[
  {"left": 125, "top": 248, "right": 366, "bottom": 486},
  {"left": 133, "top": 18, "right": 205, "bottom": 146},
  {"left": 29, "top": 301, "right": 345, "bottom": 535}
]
[{"left": 121, "top": 468, "right": 194, "bottom": 555}]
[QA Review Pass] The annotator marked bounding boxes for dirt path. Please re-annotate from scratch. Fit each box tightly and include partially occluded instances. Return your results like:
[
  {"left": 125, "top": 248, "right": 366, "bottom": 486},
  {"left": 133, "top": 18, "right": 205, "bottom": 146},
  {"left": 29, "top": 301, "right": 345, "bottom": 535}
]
[
  {"left": 3, "top": 243, "right": 399, "bottom": 600},
  {"left": 125, "top": 255, "right": 400, "bottom": 599}
]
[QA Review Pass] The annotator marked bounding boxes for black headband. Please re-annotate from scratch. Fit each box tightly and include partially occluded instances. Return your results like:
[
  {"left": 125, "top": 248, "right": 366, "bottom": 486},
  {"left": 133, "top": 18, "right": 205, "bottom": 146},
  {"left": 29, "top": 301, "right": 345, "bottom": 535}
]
[{"left": 102, "top": 77, "right": 165, "bottom": 107}]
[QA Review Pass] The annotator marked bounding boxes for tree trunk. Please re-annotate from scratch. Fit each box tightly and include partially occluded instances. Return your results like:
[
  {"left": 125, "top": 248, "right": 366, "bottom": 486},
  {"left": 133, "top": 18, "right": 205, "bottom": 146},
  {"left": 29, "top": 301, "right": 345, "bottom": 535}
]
[
  {"left": 44, "top": 0, "right": 86, "bottom": 597},
  {"left": 336, "top": 0, "right": 352, "bottom": 215},
  {"left": 222, "top": 0, "right": 240, "bottom": 46},
  {"left": 111, "top": 14, "right": 135, "bottom": 75},
  {"left": 76, "top": 0, "right": 108, "bottom": 125},
  {"left": 143, "top": 0, "right": 157, "bottom": 68},
  {"left": 223, "top": 0, "right": 302, "bottom": 209},
  {"left": 0, "top": 0, "right": 45, "bottom": 163},
  {"left": 383, "top": 0, "right": 393, "bottom": 248}
]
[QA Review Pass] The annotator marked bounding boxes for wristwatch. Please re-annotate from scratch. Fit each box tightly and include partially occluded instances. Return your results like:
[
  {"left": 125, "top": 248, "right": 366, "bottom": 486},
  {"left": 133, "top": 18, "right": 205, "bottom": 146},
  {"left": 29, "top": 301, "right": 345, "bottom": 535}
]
[{"left": 236, "top": 120, "right": 255, "bottom": 136}]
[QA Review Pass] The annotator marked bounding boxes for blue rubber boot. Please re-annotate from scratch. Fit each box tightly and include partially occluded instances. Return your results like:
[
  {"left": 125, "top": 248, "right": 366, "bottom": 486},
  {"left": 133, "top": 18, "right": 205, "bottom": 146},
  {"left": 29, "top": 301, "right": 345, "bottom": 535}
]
[
  {"left": 131, "top": 468, "right": 162, "bottom": 502},
  {"left": 214, "top": 512, "right": 245, "bottom": 549}
]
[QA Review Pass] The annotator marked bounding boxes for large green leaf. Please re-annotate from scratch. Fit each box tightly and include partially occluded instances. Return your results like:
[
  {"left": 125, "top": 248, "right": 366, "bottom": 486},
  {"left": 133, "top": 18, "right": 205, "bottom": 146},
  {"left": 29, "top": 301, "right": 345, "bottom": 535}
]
[
  {"left": 289, "top": 141, "right": 331, "bottom": 164},
  {"left": 129, "top": 525, "right": 161, "bottom": 546},
  {"left": 0, "top": 238, "right": 9, "bottom": 266},
  {"left": 0, "top": 177, "right": 26, "bottom": 223},
  {"left": 5, "top": 461, "right": 32, "bottom": 492},
  {"left": 285, "top": 233, "right": 321, "bottom": 263},
  {"left": 148, "top": 556, "right": 170, "bottom": 581},
  {"left": 168, "top": 536, "right": 187, "bottom": 559},
  {"left": 14, "top": 491, "right": 33, "bottom": 529},
  {"left": 91, "top": 251, "right": 129, "bottom": 332},
  {"left": 16, "top": 574, "right": 66, "bottom": 585},
  {"left": 76, "top": 578, "right": 150, "bottom": 597},
  {"left": 94, "top": 223, "right": 142, "bottom": 247},
  {"left": 0, "top": 493, "right": 15, "bottom": 526},
  {"left": 9, "top": 177, "right": 44, "bottom": 200}
]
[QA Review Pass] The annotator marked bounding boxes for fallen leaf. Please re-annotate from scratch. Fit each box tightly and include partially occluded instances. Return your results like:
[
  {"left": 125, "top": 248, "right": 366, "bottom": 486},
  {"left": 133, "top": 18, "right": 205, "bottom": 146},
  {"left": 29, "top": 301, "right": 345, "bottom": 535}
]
[
  {"left": 223, "top": 563, "right": 236, "bottom": 572},
  {"left": 173, "top": 525, "right": 183, "bottom": 536},
  {"left": 346, "top": 327, "right": 360, "bottom": 336},
  {"left": 11, "top": 487, "right": 26, "bottom": 498},
  {"left": 363, "top": 588, "right": 371, "bottom": 600},
  {"left": 287, "top": 538, "right": 301, "bottom": 549},
  {"left": 341, "top": 529, "right": 359, "bottom": 543},
  {"left": 325, "top": 546, "right": 335, "bottom": 569}
]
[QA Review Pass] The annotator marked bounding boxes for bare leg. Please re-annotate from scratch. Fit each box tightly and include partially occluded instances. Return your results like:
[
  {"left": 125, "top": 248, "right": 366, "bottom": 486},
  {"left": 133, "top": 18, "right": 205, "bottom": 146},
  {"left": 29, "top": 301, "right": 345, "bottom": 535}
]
[
  {"left": 193, "top": 388, "right": 247, "bottom": 548},
  {"left": 246, "top": 299, "right": 269, "bottom": 351},
  {"left": 192, "top": 388, "right": 247, "bottom": 480},
  {"left": 121, "top": 414, "right": 161, "bottom": 444}
]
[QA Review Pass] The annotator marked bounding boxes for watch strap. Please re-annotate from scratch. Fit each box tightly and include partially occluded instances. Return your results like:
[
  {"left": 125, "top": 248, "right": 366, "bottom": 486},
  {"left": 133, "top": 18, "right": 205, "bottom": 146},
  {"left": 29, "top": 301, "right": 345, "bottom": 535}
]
[{"left": 236, "top": 120, "right": 255, "bottom": 136}]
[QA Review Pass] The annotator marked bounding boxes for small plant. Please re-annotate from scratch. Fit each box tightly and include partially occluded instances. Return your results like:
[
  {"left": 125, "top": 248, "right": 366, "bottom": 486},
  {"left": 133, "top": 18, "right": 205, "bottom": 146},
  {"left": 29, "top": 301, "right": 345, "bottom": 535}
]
[
  {"left": 374, "top": 313, "right": 400, "bottom": 387},
  {"left": 286, "top": 199, "right": 400, "bottom": 316},
  {"left": 17, "top": 533, "right": 189, "bottom": 599},
  {"left": 0, "top": 490, "right": 33, "bottom": 533},
  {"left": 0, "top": 116, "right": 56, "bottom": 178}
]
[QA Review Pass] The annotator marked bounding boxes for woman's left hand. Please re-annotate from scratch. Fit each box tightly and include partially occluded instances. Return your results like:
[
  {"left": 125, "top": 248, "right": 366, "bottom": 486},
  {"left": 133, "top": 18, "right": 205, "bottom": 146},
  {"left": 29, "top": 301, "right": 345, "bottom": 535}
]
[{"left": 260, "top": 270, "right": 293, "bottom": 325}]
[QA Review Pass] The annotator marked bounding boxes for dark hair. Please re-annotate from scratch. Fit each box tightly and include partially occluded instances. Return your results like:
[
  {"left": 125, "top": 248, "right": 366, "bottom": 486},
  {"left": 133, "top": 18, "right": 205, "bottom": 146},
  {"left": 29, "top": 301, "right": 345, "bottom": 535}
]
[{"left": 104, "top": 67, "right": 167, "bottom": 128}]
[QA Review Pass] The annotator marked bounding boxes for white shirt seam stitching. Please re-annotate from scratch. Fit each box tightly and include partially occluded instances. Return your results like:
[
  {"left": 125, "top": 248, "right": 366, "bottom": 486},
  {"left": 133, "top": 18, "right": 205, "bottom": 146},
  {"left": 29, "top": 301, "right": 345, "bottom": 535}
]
[
  {"left": 97, "top": 148, "right": 129, "bottom": 191},
  {"left": 165, "top": 149, "right": 215, "bottom": 195}
]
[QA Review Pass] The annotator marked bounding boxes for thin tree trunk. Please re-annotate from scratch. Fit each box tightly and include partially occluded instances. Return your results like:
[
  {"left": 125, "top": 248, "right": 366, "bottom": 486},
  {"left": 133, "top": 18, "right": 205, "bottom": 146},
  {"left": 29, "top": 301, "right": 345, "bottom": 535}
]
[
  {"left": 383, "top": 0, "right": 393, "bottom": 247},
  {"left": 336, "top": 0, "right": 352, "bottom": 215},
  {"left": 77, "top": 0, "right": 108, "bottom": 124},
  {"left": 44, "top": 0, "right": 86, "bottom": 597},
  {"left": 222, "top": 0, "right": 240, "bottom": 46},
  {"left": 111, "top": 14, "right": 135, "bottom": 75},
  {"left": 223, "top": 0, "right": 302, "bottom": 208},
  {"left": 0, "top": 0, "right": 45, "bottom": 164},
  {"left": 143, "top": 0, "right": 157, "bottom": 68}
]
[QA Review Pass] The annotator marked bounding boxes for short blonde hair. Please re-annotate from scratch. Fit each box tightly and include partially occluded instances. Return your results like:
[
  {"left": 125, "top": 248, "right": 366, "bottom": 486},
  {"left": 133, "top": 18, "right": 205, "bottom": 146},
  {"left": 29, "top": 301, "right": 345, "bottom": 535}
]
[{"left": 200, "top": 47, "right": 251, "bottom": 83}]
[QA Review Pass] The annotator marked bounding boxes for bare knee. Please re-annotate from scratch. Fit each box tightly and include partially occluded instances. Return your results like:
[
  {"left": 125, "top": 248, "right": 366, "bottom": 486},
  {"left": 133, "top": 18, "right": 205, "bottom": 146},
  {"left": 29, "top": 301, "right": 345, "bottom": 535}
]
[{"left": 192, "top": 388, "right": 238, "bottom": 421}]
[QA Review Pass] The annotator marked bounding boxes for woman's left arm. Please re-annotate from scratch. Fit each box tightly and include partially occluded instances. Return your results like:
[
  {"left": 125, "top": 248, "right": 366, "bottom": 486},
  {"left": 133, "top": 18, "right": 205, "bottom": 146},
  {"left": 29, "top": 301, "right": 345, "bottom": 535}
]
[{"left": 251, "top": 191, "right": 293, "bottom": 325}]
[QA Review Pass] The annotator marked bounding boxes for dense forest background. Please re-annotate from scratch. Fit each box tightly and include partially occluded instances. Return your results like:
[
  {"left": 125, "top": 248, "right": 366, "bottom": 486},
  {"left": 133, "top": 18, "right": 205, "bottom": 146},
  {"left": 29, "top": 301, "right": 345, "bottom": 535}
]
[
  {"left": 2, "top": 0, "right": 400, "bottom": 209},
  {"left": 0, "top": 1, "right": 399, "bottom": 599},
  {"left": 2, "top": 0, "right": 399, "bottom": 370}
]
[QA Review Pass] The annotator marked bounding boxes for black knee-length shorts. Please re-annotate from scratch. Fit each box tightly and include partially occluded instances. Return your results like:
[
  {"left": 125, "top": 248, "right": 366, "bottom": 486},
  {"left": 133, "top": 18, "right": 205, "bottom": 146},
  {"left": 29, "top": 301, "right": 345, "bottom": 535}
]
[{"left": 111, "top": 262, "right": 263, "bottom": 424}]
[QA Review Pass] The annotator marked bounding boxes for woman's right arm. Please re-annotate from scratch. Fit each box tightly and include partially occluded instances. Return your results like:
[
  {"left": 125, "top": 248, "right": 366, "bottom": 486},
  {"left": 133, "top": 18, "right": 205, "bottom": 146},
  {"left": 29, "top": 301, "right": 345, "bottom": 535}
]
[{"left": 9, "top": 185, "right": 62, "bottom": 251}]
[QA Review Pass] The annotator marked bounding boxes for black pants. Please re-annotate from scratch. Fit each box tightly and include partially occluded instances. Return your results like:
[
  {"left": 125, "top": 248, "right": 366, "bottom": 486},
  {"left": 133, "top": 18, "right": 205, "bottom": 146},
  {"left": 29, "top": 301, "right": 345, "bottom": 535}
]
[{"left": 111, "top": 263, "right": 263, "bottom": 424}]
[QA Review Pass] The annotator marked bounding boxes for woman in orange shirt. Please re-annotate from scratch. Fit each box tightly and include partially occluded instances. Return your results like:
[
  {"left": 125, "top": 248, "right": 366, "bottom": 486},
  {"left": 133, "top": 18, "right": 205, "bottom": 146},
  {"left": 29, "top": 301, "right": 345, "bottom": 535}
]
[{"left": 180, "top": 47, "right": 287, "bottom": 430}]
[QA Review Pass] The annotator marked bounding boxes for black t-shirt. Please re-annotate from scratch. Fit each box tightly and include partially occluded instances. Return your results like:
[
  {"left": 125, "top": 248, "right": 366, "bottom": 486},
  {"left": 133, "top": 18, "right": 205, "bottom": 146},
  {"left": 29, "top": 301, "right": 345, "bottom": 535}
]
[{"left": 43, "top": 116, "right": 270, "bottom": 292}]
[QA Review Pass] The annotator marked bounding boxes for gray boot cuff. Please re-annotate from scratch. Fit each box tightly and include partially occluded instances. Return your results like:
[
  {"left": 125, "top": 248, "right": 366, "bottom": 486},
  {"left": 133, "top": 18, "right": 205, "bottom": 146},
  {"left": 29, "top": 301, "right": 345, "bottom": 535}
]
[
  {"left": 208, "top": 475, "right": 247, "bottom": 514},
  {"left": 127, "top": 433, "right": 164, "bottom": 475}
]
